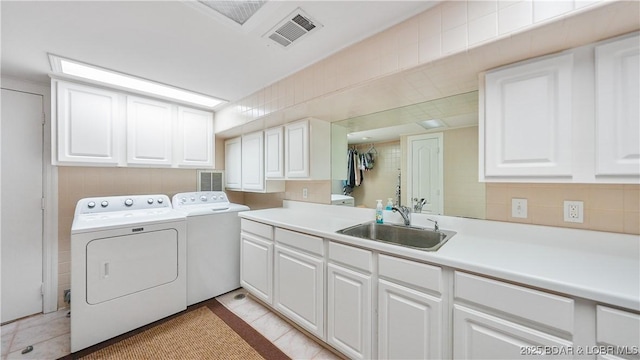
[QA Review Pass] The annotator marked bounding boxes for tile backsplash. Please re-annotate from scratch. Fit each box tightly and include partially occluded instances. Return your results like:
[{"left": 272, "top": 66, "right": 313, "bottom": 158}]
[{"left": 486, "top": 183, "right": 639, "bottom": 235}]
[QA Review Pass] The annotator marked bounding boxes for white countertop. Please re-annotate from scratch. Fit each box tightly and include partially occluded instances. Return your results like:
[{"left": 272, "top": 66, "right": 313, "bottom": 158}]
[{"left": 240, "top": 201, "right": 640, "bottom": 311}]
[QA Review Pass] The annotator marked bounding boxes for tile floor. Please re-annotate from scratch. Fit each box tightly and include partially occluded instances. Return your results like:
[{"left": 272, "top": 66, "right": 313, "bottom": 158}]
[{"left": 0, "top": 288, "right": 342, "bottom": 360}]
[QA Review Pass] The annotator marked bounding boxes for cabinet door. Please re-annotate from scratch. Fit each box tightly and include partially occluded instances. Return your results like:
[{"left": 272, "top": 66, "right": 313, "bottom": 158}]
[
  {"left": 241, "top": 131, "right": 264, "bottom": 191},
  {"left": 56, "top": 81, "right": 120, "bottom": 165},
  {"left": 285, "top": 120, "right": 310, "bottom": 178},
  {"left": 378, "top": 279, "right": 442, "bottom": 360},
  {"left": 484, "top": 53, "right": 573, "bottom": 177},
  {"left": 274, "top": 244, "right": 324, "bottom": 339},
  {"left": 595, "top": 34, "right": 640, "bottom": 176},
  {"left": 176, "top": 106, "right": 214, "bottom": 168},
  {"left": 224, "top": 137, "right": 242, "bottom": 190},
  {"left": 453, "top": 305, "right": 573, "bottom": 359},
  {"left": 240, "top": 232, "right": 273, "bottom": 305},
  {"left": 327, "top": 263, "right": 372, "bottom": 360},
  {"left": 126, "top": 96, "right": 173, "bottom": 166},
  {"left": 265, "top": 126, "right": 284, "bottom": 179}
]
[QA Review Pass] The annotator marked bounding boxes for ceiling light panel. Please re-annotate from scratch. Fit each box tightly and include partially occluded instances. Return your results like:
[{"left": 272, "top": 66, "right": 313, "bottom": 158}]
[
  {"left": 49, "top": 55, "right": 226, "bottom": 108},
  {"left": 197, "top": 0, "right": 267, "bottom": 25}
]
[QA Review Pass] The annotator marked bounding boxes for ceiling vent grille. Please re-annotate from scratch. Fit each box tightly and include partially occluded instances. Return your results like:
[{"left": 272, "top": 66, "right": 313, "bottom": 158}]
[{"left": 264, "top": 9, "right": 322, "bottom": 48}]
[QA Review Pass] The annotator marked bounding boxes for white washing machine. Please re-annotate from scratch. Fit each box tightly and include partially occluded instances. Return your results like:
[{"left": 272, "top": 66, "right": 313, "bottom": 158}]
[
  {"left": 70, "top": 194, "right": 186, "bottom": 352},
  {"left": 172, "top": 191, "right": 249, "bottom": 305}
]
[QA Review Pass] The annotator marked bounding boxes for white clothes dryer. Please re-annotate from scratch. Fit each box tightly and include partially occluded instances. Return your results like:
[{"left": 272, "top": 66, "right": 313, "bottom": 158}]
[
  {"left": 70, "top": 194, "right": 186, "bottom": 353},
  {"left": 172, "top": 191, "right": 249, "bottom": 305}
]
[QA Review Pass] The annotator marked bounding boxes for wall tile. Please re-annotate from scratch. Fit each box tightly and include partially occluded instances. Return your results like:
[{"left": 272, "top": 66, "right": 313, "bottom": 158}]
[
  {"left": 468, "top": 12, "right": 498, "bottom": 46},
  {"left": 442, "top": 24, "right": 468, "bottom": 55},
  {"left": 486, "top": 203, "right": 508, "bottom": 221},
  {"left": 419, "top": 33, "right": 442, "bottom": 63},
  {"left": 442, "top": 1, "right": 468, "bottom": 31},
  {"left": 418, "top": 5, "right": 441, "bottom": 41},
  {"left": 533, "top": 0, "right": 573, "bottom": 23},
  {"left": 589, "top": 209, "right": 625, "bottom": 233},
  {"left": 498, "top": 0, "right": 533, "bottom": 34},
  {"left": 468, "top": 0, "right": 497, "bottom": 21},
  {"left": 623, "top": 186, "right": 640, "bottom": 212},
  {"left": 589, "top": 187, "right": 624, "bottom": 210},
  {"left": 623, "top": 212, "right": 640, "bottom": 234}
]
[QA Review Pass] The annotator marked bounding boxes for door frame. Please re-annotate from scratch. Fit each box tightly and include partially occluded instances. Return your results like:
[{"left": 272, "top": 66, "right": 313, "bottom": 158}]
[
  {"left": 405, "top": 132, "right": 444, "bottom": 215},
  {"left": 2, "top": 77, "right": 58, "bottom": 314}
]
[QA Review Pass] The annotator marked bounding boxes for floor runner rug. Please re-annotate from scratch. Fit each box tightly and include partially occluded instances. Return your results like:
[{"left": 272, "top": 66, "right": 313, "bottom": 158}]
[{"left": 61, "top": 299, "right": 290, "bottom": 360}]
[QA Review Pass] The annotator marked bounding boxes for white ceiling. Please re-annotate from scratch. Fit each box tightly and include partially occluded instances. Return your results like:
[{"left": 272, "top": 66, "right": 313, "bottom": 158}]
[{"left": 1, "top": 1, "right": 437, "bottom": 107}]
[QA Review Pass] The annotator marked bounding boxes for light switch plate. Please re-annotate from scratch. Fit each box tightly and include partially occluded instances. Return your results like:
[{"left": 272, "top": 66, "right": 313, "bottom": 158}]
[
  {"left": 511, "top": 198, "right": 528, "bottom": 218},
  {"left": 564, "top": 200, "right": 584, "bottom": 223}
]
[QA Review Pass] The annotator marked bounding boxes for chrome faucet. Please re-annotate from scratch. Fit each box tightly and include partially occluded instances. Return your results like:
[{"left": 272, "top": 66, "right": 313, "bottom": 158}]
[
  {"left": 392, "top": 205, "right": 412, "bottom": 226},
  {"left": 425, "top": 218, "right": 439, "bottom": 232},
  {"left": 413, "top": 198, "right": 427, "bottom": 213}
]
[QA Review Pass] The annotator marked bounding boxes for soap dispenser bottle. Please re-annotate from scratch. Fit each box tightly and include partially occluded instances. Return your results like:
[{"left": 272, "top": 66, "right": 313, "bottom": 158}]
[
  {"left": 386, "top": 198, "right": 393, "bottom": 210},
  {"left": 376, "top": 200, "right": 384, "bottom": 224}
]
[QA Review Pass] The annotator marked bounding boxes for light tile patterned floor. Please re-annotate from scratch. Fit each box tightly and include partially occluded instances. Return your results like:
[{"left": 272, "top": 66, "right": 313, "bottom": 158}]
[{"left": 0, "top": 288, "right": 342, "bottom": 360}]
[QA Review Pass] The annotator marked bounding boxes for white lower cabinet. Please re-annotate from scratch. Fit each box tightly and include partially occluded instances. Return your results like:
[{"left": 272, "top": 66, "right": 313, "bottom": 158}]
[
  {"left": 596, "top": 306, "right": 640, "bottom": 360},
  {"left": 240, "top": 220, "right": 273, "bottom": 305},
  {"left": 274, "top": 228, "right": 324, "bottom": 339},
  {"left": 240, "top": 222, "right": 640, "bottom": 360},
  {"left": 378, "top": 254, "right": 443, "bottom": 360},
  {"left": 453, "top": 271, "right": 575, "bottom": 359},
  {"left": 453, "top": 305, "right": 573, "bottom": 359},
  {"left": 327, "top": 242, "right": 373, "bottom": 359}
]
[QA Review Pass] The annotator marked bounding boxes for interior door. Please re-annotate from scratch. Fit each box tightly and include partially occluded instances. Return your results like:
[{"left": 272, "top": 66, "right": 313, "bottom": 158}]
[
  {"left": 407, "top": 133, "right": 443, "bottom": 214},
  {"left": 1, "top": 88, "right": 44, "bottom": 322}
]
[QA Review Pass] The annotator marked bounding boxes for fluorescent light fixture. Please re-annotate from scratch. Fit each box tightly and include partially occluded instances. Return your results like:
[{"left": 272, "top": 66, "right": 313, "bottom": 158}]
[
  {"left": 49, "top": 55, "right": 226, "bottom": 108},
  {"left": 418, "top": 119, "right": 445, "bottom": 129}
]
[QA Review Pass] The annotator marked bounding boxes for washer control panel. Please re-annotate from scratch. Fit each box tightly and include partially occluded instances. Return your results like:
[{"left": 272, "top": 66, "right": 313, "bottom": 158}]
[
  {"left": 172, "top": 191, "right": 230, "bottom": 210},
  {"left": 75, "top": 194, "right": 172, "bottom": 215}
]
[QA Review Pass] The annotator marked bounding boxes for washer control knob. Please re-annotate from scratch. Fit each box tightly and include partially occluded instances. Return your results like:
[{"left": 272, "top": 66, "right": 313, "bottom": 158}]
[
  {"left": 211, "top": 195, "right": 217, "bottom": 200},
  {"left": 157, "top": 198, "right": 164, "bottom": 204},
  {"left": 180, "top": 197, "right": 186, "bottom": 203},
  {"left": 101, "top": 201, "right": 109, "bottom": 208},
  {"left": 87, "top": 201, "right": 96, "bottom": 209},
  {"left": 190, "top": 197, "right": 196, "bottom": 202},
  {"left": 124, "top": 198, "right": 134, "bottom": 207},
  {"left": 147, "top": 198, "right": 154, "bottom": 205},
  {"left": 200, "top": 195, "right": 207, "bottom": 201}
]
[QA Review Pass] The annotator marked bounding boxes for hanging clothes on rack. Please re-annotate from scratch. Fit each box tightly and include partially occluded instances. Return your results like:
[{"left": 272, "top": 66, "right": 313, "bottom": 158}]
[{"left": 344, "top": 147, "right": 364, "bottom": 195}]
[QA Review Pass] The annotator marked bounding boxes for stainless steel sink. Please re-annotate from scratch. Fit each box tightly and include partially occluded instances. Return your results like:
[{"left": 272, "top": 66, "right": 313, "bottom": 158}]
[{"left": 336, "top": 221, "right": 455, "bottom": 251}]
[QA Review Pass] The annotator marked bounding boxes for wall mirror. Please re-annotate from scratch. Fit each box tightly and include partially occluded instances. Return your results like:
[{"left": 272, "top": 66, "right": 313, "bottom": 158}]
[{"left": 330, "top": 91, "right": 486, "bottom": 220}]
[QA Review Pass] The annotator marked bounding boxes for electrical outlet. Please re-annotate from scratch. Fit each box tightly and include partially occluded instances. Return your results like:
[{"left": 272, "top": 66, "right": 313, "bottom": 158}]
[
  {"left": 511, "top": 198, "right": 528, "bottom": 218},
  {"left": 564, "top": 200, "right": 584, "bottom": 223},
  {"left": 302, "top": 188, "right": 308, "bottom": 199}
]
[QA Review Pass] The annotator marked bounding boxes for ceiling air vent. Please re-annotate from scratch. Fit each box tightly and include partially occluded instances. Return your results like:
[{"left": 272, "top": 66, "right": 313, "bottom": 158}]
[{"left": 264, "top": 8, "right": 322, "bottom": 48}]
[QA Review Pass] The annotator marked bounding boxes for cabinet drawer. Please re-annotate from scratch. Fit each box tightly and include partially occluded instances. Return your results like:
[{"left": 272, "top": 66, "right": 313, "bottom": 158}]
[
  {"left": 378, "top": 254, "right": 441, "bottom": 294},
  {"left": 275, "top": 228, "right": 323, "bottom": 256},
  {"left": 241, "top": 219, "right": 273, "bottom": 240},
  {"left": 597, "top": 305, "right": 640, "bottom": 349},
  {"left": 329, "top": 242, "right": 372, "bottom": 273},
  {"left": 455, "top": 272, "right": 574, "bottom": 334}
]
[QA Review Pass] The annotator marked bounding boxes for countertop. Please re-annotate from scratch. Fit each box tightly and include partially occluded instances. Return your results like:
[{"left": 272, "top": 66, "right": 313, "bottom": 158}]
[{"left": 239, "top": 201, "right": 640, "bottom": 311}]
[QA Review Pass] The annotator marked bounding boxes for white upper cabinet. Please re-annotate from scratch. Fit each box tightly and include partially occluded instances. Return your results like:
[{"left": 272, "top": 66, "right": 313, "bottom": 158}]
[
  {"left": 595, "top": 33, "right": 640, "bottom": 176},
  {"left": 126, "top": 96, "right": 173, "bottom": 166},
  {"left": 241, "top": 131, "right": 265, "bottom": 191},
  {"left": 224, "top": 137, "right": 242, "bottom": 190},
  {"left": 55, "top": 81, "right": 120, "bottom": 165},
  {"left": 176, "top": 106, "right": 214, "bottom": 168},
  {"left": 53, "top": 80, "right": 215, "bottom": 168},
  {"left": 285, "top": 120, "right": 310, "bottom": 178},
  {"left": 284, "top": 118, "right": 331, "bottom": 180},
  {"left": 484, "top": 52, "right": 573, "bottom": 177},
  {"left": 264, "top": 126, "right": 284, "bottom": 179},
  {"left": 481, "top": 33, "right": 640, "bottom": 183}
]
